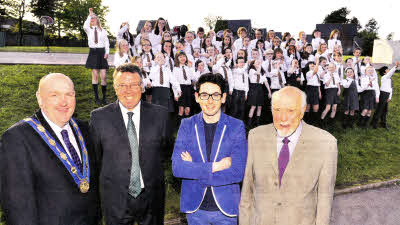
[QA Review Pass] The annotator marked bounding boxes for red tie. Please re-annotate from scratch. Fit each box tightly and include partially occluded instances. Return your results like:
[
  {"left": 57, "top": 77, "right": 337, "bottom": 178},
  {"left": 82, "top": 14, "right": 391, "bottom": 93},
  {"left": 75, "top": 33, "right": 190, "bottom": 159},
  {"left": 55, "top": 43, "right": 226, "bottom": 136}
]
[
  {"left": 182, "top": 66, "right": 187, "bottom": 80},
  {"left": 160, "top": 67, "right": 164, "bottom": 85}
]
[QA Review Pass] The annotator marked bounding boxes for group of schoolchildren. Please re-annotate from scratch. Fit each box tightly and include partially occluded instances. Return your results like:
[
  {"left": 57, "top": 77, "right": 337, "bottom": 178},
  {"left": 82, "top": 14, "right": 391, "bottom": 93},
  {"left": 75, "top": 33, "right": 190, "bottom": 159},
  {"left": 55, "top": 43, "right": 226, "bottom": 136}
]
[{"left": 84, "top": 14, "right": 398, "bottom": 130}]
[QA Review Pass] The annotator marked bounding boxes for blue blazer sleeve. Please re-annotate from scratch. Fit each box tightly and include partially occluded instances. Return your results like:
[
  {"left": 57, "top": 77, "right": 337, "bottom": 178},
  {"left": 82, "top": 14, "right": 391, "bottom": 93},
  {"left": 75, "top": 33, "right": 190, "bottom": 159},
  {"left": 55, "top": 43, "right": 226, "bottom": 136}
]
[
  {"left": 172, "top": 119, "right": 213, "bottom": 180},
  {"left": 199, "top": 121, "right": 248, "bottom": 187}
]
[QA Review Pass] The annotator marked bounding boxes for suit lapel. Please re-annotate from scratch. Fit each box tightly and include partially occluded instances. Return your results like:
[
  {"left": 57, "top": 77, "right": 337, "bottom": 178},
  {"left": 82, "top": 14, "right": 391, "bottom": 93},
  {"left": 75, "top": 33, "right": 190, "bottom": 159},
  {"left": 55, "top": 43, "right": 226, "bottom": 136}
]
[
  {"left": 69, "top": 120, "right": 83, "bottom": 156},
  {"left": 210, "top": 112, "right": 227, "bottom": 162},
  {"left": 194, "top": 113, "right": 207, "bottom": 163},
  {"left": 269, "top": 127, "right": 279, "bottom": 176},
  {"left": 35, "top": 110, "right": 65, "bottom": 151},
  {"left": 110, "top": 100, "right": 130, "bottom": 146},
  {"left": 139, "top": 101, "right": 150, "bottom": 157}
]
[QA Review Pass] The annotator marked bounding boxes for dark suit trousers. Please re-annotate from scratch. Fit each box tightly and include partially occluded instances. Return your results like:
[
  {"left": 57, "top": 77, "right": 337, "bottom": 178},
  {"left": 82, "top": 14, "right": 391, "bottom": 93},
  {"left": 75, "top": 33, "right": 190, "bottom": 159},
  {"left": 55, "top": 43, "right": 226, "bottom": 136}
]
[{"left": 372, "top": 91, "right": 390, "bottom": 125}]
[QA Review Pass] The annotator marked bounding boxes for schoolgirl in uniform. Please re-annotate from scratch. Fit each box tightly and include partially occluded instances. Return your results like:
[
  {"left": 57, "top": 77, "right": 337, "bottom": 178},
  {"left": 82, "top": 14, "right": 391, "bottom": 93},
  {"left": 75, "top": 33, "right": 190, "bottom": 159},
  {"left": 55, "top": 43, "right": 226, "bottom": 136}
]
[
  {"left": 305, "top": 60, "right": 322, "bottom": 125},
  {"left": 233, "top": 27, "right": 248, "bottom": 52},
  {"left": 117, "top": 22, "right": 136, "bottom": 56},
  {"left": 271, "top": 37, "right": 282, "bottom": 51},
  {"left": 213, "top": 53, "right": 233, "bottom": 113},
  {"left": 235, "top": 49, "right": 248, "bottom": 67},
  {"left": 153, "top": 17, "right": 169, "bottom": 51},
  {"left": 113, "top": 39, "right": 131, "bottom": 68},
  {"left": 134, "top": 21, "right": 156, "bottom": 54},
  {"left": 149, "top": 52, "right": 181, "bottom": 112},
  {"left": 317, "top": 56, "right": 329, "bottom": 111},
  {"left": 286, "top": 59, "right": 303, "bottom": 89},
  {"left": 140, "top": 39, "right": 155, "bottom": 73},
  {"left": 300, "top": 44, "right": 316, "bottom": 76},
  {"left": 371, "top": 61, "right": 399, "bottom": 129},
  {"left": 174, "top": 51, "right": 195, "bottom": 120},
  {"left": 154, "top": 31, "right": 173, "bottom": 53},
  {"left": 231, "top": 57, "right": 249, "bottom": 121},
  {"left": 333, "top": 52, "right": 345, "bottom": 80},
  {"left": 358, "top": 66, "right": 380, "bottom": 127},
  {"left": 286, "top": 45, "right": 301, "bottom": 67},
  {"left": 218, "top": 35, "right": 234, "bottom": 55},
  {"left": 296, "top": 31, "right": 307, "bottom": 52},
  {"left": 200, "top": 36, "right": 214, "bottom": 55},
  {"left": 341, "top": 67, "right": 359, "bottom": 128},
  {"left": 281, "top": 32, "right": 291, "bottom": 49},
  {"left": 249, "top": 29, "right": 264, "bottom": 49},
  {"left": 84, "top": 8, "right": 109, "bottom": 105},
  {"left": 311, "top": 29, "right": 325, "bottom": 53},
  {"left": 265, "top": 30, "right": 276, "bottom": 49},
  {"left": 249, "top": 48, "right": 261, "bottom": 62},
  {"left": 268, "top": 59, "right": 286, "bottom": 94},
  {"left": 272, "top": 48, "right": 288, "bottom": 72},
  {"left": 247, "top": 59, "right": 271, "bottom": 127},
  {"left": 203, "top": 46, "right": 217, "bottom": 72},
  {"left": 360, "top": 56, "right": 377, "bottom": 78},
  {"left": 320, "top": 62, "right": 341, "bottom": 127},
  {"left": 327, "top": 29, "right": 342, "bottom": 54},
  {"left": 315, "top": 43, "right": 330, "bottom": 63},
  {"left": 161, "top": 40, "right": 175, "bottom": 72},
  {"left": 255, "top": 39, "right": 266, "bottom": 60}
]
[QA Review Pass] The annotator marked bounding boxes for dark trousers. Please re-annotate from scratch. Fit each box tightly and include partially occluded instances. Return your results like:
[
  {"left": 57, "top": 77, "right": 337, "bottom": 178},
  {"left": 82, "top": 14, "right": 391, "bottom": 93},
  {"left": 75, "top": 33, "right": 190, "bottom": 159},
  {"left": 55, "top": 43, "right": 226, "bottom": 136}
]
[
  {"left": 114, "top": 189, "right": 161, "bottom": 225},
  {"left": 231, "top": 89, "right": 246, "bottom": 121},
  {"left": 372, "top": 91, "right": 390, "bottom": 125}
]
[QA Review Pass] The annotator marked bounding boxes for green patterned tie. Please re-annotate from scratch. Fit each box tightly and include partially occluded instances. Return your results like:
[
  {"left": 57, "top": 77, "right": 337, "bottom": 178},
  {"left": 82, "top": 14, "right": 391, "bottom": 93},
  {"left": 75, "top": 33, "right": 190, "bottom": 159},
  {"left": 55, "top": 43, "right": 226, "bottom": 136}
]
[{"left": 127, "top": 112, "right": 141, "bottom": 198}]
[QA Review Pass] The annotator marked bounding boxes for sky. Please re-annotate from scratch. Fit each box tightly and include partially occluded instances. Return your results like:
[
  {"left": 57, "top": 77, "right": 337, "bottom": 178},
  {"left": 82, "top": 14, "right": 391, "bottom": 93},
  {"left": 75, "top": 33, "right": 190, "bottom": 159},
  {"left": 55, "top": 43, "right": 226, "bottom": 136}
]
[{"left": 101, "top": 0, "right": 400, "bottom": 40}]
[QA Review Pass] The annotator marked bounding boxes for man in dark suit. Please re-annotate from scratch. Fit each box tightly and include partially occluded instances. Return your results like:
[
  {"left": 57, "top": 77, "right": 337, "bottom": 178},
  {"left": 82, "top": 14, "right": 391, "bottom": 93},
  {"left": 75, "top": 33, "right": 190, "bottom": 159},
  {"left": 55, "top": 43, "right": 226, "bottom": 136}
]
[
  {"left": 89, "top": 63, "right": 169, "bottom": 225},
  {"left": 0, "top": 73, "right": 101, "bottom": 225}
]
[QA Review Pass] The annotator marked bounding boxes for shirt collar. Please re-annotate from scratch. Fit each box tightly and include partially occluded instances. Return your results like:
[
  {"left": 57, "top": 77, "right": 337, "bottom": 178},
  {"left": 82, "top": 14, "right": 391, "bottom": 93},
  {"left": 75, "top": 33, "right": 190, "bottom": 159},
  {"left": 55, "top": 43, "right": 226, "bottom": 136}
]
[
  {"left": 119, "top": 100, "right": 141, "bottom": 115},
  {"left": 277, "top": 120, "right": 303, "bottom": 143}
]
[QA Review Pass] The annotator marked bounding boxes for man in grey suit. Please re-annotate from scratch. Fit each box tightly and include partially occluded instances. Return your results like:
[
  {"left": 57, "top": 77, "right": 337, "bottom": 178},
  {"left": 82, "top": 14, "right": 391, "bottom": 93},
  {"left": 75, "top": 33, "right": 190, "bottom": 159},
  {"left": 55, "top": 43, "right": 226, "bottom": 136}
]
[{"left": 239, "top": 86, "right": 338, "bottom": 225}]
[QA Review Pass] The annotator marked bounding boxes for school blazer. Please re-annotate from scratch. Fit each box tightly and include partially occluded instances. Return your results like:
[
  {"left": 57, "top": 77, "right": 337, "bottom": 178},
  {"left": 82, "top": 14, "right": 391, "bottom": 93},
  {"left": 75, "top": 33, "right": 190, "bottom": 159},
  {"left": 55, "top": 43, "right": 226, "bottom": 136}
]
[
  {"left": 239, "top": 122, "right": 338, "bottom": 225},
  {"left": 172, "top": 112, "right": 247, "bottom": 216}
]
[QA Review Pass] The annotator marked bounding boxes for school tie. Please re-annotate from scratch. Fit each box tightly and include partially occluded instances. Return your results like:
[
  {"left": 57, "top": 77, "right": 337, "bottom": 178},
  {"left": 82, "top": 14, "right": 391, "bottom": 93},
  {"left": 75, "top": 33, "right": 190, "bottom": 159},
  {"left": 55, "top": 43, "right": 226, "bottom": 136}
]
[
  {"left": 61, "top": 129, "right": 83, "bottom": 173},
  {"left": 169, "top": 57, "right": 173, "bottom": 71},
  {"left": 127, "top": 112, "right": 141, "bottom": 198},
  {"left": 182, "top": 66, "right": 188, "bottom": 80},
  {"left": 94, "top": 27, "right": 98, "bottom": 44},
  {"left": 146, "top": 54, "right": 151, "bottom": 69},
  {"left": 190, "top": 44, "right": 194, "bottom": 55},
  {"left": 332, "top": 74, "right": 336, "bottom": 86},
  {"left": 256, "top": 72, "right": 260, "bottom": 83},
  {"left": 242, "top": 72, "right": 245, "bottom": 83},
  {"left": 159, "top": 66, "right": 164, "bottom": 85},
  {"left": 338, "top": 67, "right": 342, "bottom": 79},
  {"left": 278, "top": 137, "right": 290, "bottom": 186},
  {"left": 222, "top": 66, "right": 228, "bottom": 80},
  {"left": 278, "top": 71, "right": 283, "bottom": 87},
  {"left": 268, "top": 60, "right": 272, "bottom": 72},
  {"left": 356, "top": 61, "right": 361, "bottom": 77}
]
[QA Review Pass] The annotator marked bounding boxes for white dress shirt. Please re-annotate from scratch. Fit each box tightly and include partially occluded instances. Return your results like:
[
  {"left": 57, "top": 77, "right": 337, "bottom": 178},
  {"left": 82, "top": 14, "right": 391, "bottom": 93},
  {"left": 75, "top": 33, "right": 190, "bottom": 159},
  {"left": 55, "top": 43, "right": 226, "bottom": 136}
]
[
  {"left": 306, "top": 70, "right": 320, "bottom": 86},
  {"left": 276, "top": 121, "right": 303, "bottom": 158},
  {"left": 173, "top": 65, "right": 195, "bottom": 85},
  {"left": 248, "top": 68, "right": 267, "bottom": 84},
  {"left": 269, "top": 68, "right": 286, "bottom": 89},
  {"left": 149, "top": 64, "right": 181, "bottom": 97},
  {"left": 359, "top": 74, "right": 380, "bottom": 98},
  {"left": 380, "top": 66, "right": 397, "bottom": 99},
  {"left": 113, "top": 53, "right": 131, "bottom": 68},
  {"left": 117, "top": 24, "right": 137, "bottom": 56},
  {"left": 323, "top": 72, "right": 340, "bottom": 89},
  {"left": 140, "top": 53, "right": 155, "bottom": 73},
  {"left": 119, "top": 101, "right": 145, "bottom": 188},
  {"left": 83, "top": 16, "right": 110, "bottom": 54},
  {"left": 311, "top": 38, "right": 325, "bottom": 52},
  {"left": 300, "top": 54, "right": 316, "bottom": 69},
  {"left": 42, "top": 112, "right": 81, "bottom": 161},
  {"left": 213, "top": 58, "right": 234, "bottom": 91},
  {"left": 232, "top": 67, "right": 249, "bottom": 95},
  {"left": 327, "top": 39, "right": 341, "bottom": 53}
]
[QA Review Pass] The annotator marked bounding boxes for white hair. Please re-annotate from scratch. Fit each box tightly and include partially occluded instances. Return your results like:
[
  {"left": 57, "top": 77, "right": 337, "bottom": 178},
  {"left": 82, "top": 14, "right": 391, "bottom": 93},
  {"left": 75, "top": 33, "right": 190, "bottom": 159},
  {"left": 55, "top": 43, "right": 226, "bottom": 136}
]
[{"left": 271, "top": 86, "right": 307, "bottom": 110}]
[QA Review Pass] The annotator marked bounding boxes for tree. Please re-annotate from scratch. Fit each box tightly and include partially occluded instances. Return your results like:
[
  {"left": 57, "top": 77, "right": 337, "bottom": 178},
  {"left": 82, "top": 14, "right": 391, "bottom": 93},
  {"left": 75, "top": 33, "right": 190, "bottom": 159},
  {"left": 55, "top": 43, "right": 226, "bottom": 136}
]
[
  {"left": 323, "top": 7, "right": 350, "bottom": 24},
  {"left": 386, "top": 32, "right": 394, "bottom": 40},
  {"left": 4, "top": 0, "right": 29, "bottom": 45},
  {"left": 358, "top": 18, "right": 379, "bottom": 56},
  {"left": 30, "top": 0, "right": 57, "bottom": 19},
  {"left": 204, "top": 14, "right": 222, "bottom": 30},
  {"left": 349, "top": 16, "right": 362, "bottom": 32},
  {"left": 59, "top": 0, "right": 109, "bottom": 42}
]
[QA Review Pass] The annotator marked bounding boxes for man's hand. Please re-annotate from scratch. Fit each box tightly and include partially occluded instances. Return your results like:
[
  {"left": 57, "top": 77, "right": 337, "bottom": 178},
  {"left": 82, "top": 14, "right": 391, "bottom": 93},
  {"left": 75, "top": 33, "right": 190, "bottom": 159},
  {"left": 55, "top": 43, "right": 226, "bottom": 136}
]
[
  {"left": 212, "top": 157, "right": 231, "bottom": 173},
  {"left": 181, "top": 151, "right": 192, "bottom": 162}
]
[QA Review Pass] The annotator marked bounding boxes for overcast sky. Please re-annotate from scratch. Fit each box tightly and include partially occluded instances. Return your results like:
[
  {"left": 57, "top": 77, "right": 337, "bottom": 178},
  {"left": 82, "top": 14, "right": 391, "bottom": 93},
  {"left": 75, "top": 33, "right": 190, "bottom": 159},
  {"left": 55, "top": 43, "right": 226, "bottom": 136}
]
[{"left": 102, "top": 0, "right": 399, "bottom": 40}]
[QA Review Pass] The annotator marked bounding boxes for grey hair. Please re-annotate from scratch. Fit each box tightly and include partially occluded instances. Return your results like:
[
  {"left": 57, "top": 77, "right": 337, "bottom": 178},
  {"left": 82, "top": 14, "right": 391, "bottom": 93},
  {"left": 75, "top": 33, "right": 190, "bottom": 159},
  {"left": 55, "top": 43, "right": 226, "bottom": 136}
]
[{"left": 271, "top": 86, "right": 307, "bottom": 110}]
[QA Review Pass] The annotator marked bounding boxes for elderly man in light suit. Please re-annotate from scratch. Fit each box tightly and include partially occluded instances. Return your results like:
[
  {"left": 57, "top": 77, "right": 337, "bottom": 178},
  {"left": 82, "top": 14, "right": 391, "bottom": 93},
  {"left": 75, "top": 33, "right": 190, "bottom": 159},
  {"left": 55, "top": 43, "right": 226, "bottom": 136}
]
[{"left": 239, "top": 86, "right": 338, "bottom": 225}]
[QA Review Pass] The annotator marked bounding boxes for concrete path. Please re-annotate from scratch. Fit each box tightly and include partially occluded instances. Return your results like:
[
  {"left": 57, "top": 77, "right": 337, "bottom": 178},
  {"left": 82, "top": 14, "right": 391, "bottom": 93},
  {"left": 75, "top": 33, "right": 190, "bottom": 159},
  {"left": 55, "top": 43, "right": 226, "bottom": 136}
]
[
  {"left": 331, "top": 185, "right": 400, "bottom": 225},
  {"left": 0, "top": 51, "right": 115, "bottom": 66}
]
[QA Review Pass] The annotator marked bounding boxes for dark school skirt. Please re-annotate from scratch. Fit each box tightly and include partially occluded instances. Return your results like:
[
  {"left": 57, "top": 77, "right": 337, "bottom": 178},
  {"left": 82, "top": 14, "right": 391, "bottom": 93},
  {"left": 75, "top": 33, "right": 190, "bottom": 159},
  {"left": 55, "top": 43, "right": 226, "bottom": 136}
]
[
  {"left": 152, "top": 87, "right": 174, "bottom": 112},
  {"left": 343, "top": 87, "right": 359, "bottom": 111},
  {"left": 85, "top": 48, "right": 109, "bottom": 69},
  {"left": 178, "top": 84, "right": 192, "bottom": 107},
  {"left": 306, "top": 85, "right": 320, "bottom": 105},
  {"left": 325, "top": 88, "right": 340, "bottom": 105},
  {"left": 247, "top": 83, "right": 265, "bottom": 106},
  {"left": 361, "top": 90, "right": 376, "bottom": 110}
]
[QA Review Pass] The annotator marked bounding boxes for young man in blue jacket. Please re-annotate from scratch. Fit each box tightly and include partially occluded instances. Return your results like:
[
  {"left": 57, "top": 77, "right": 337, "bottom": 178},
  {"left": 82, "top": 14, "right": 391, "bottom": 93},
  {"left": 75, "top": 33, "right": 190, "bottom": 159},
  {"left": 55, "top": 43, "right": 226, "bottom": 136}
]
[{"left": 172, "top": 72, "right": 247, "bottom": 224}]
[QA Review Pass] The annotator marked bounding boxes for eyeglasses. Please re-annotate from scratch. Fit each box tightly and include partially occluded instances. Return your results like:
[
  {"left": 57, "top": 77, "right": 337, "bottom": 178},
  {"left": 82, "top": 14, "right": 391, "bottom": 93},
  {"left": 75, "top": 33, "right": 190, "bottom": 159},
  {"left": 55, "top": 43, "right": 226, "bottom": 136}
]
[
  {"left": 117, "top": 83, "right": 141, "bottom": 90},
  {"left": 199, "top": 92, "right": 222, "bottom": 101}
]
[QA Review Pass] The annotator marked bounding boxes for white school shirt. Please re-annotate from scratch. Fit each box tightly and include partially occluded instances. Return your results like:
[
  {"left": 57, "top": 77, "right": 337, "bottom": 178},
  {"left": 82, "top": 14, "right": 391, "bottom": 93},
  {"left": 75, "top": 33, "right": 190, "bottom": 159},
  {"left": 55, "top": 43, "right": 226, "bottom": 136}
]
[
  {"left": 323, "top": 72, "right": 340, "bottom": 89},
  {"left": 116, "top": 24, "right": 137, "bottom": 56},
  {"left": 269, "top": 68, "right": 286, "bottom": 89},
  {"left": 341, "top": 77, "right": 355, "bottom": 89},
  {"left": 300, "top": 54, "right": 316, "bottom": 69},
  {"left": 334, "top": 62, "right": 345, "bottom": 80},
  {"left": 327, "top": 39, "right": 341, "bottom": 53},
  {"left": 264, "top": 40, "right": 273, "bottom": 49},
  {"left": 42, "top": 112, "right": 81, "bottom": 161},
  {"left": 119, "top": 101, "right": 144, "bottom": 188},
  {"left": 262, "top": 59, "right": 274, "bottom": 76},
  {"left": 296, "top": 40, "right": 307, "bottom": 51},
  {"left": 113, "top": 53, "right": 131, "bottom": 68},
  {"left": 315, "top": 51, "right": 330, "bottom": 63},
  {"left": 306, "top": 70, "right": 321, "bottom": 86},
  {"left": 233, "top": 38, "right": 244, "bottom": 52},
  {"left": 359, "top": 74, "right": 380, "bottom": 98},
  {"left": 164, "top": 53, "right": 175, "bottom": 72},
  {"left": 248, "top": 68, "right": 267, "bottom": 84},
  {"left": 213, "top": 58, "right": 234, "bottom": 90},
  {"left": 311, "top": 38, "right": 325, "bottom": 52},
  {"left": 83, "top": 16, "right": 110, "bottom": 54},
  {"left": 232, "top": 67, "right": 249, "bottom": 95},
  {"left": 134, "top": 33, "right": 159, "bottom": 53},
  {"left": 140, "top": 53, "right": 155, "bottom": 73},
  {"left": 380, "top": 66, "right": 397, "bottom": 99},
  {"left": 149, "top": 64, "right": 181, "bottom": 97},
  {"left": 193, "top": 37, "right": 203, "bottom": 49},
  {"left": 173, "top": 65, "right": 195, "bottom": 85},
  {"left": 184, "top": 41, "right": 196, "bottom": 56}
]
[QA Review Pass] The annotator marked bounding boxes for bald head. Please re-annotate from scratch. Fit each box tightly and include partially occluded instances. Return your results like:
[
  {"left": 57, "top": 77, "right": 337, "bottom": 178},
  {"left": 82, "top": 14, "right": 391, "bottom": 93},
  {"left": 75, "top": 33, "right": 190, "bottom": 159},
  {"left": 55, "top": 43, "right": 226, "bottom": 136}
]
[
  {"left": 271, "top": 86, "right": 307, "bottom": 137},
  {"left": 36, "top": 73, "right": 76, "bottom": 128}
]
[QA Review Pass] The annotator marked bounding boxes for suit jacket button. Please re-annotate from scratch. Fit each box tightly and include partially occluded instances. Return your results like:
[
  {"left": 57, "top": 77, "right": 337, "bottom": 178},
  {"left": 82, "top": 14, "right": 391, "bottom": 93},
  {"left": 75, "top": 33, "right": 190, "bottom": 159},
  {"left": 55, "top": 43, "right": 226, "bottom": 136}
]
[
  {"left": 277, "top": 202, "right": 281, "bottom": 206},
  {"left": 274, "top": 182, "right": 278, "bottom": 186},
  {"left": 128, "top": 169, "right": 131, "bottom": 172},
  {"left": 128, "top": 152, "right": 131, "bottom": 156}
]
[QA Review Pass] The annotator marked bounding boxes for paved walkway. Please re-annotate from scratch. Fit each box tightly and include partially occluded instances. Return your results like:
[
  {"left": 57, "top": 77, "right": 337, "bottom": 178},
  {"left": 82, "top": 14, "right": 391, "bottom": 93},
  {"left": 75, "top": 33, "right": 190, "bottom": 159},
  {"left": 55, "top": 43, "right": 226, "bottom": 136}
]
[{"left": 0, "top": 51, "right": 115, "bottom": 66}]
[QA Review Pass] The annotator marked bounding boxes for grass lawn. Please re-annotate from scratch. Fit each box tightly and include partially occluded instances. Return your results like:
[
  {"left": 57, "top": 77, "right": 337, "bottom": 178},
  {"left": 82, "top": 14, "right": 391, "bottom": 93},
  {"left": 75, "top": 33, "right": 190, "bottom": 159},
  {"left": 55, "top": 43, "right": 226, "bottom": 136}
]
[
  {"left": 0, "top": 46, "right": 116, "bottom": 54},
  {"left": 0, "top": 64, "right": 400, "bottom": 221}
]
